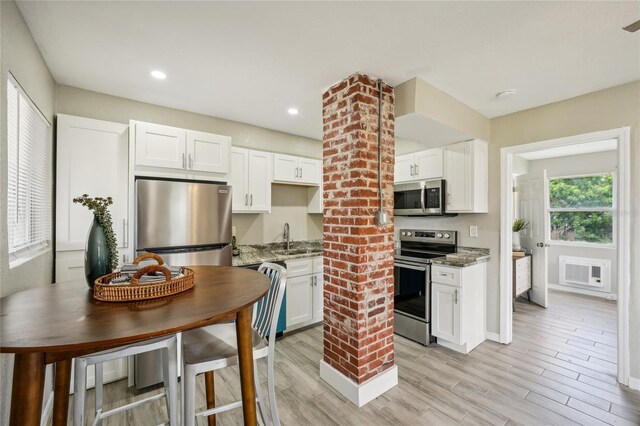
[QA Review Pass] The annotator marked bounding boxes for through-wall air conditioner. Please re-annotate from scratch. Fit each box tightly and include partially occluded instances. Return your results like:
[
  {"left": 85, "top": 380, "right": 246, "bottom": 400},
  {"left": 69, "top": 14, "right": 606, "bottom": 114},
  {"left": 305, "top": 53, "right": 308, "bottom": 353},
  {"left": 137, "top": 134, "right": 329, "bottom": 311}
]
[{"left": 559, "top": 256, "right": 611, "bottom": 292}]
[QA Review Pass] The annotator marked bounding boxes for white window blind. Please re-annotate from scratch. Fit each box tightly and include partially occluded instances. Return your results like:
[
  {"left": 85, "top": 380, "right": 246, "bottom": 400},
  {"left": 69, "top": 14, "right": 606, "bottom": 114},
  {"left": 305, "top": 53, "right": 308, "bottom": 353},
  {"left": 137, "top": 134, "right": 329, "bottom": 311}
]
[{"left": 7, "top": 76, "right": 51, "bottom": 258}]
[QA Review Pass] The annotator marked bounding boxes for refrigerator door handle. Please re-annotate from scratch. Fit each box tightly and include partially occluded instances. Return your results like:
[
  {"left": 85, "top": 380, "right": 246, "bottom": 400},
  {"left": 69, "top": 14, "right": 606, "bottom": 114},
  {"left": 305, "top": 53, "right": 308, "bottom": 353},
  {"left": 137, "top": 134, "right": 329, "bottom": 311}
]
[{"left": 122, "top": 219, "right": 128, "bottom": 248}]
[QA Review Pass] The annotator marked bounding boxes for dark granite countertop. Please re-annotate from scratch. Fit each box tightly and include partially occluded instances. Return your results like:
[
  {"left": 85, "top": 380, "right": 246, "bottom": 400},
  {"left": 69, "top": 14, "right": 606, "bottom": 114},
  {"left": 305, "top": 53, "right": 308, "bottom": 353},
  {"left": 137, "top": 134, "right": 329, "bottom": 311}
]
[
  {"left": 232, "top": 240, "right": 323, "bottom": 267},
  {"left": 430, "top": 247, "right": 491, "bottom": 268}
]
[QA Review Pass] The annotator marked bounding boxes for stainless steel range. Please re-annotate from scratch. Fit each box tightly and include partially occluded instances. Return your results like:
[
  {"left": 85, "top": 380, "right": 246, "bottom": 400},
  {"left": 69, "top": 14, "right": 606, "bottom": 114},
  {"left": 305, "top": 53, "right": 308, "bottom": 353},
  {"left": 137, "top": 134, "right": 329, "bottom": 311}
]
[{"left": 394, "top": 229, "right": 457, "bottom": 345}]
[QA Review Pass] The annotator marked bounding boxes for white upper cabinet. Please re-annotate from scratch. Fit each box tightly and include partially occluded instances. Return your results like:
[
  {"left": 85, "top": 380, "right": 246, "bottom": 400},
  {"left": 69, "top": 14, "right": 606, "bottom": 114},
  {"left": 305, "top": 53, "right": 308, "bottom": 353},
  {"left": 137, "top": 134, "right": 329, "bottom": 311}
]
[
  {"left": 444, "top": 139, "right": 488, "bottom": 213},
  {"left": 247, "top": 150, "right": 272, "bottom": 212},
  {"left": 394, "top": 148, "right": 444, "bottom": 183},
  {"left": 133, "top": 121, "right": 230, "bottom": 181},
  {"left": 230, "top": 148, "right": 249, "bottom": 211},
  {"left": 230, "top": 147, "right": 272, "bottom": 213},
  {"left": 135, "top": 122, "right": 186, "bottom": 169},
  {"left": 394, "top": 154, "right": 414, "bottom": 183},
  {"left": 273, "top": 154, "right": 321, "bottom": 186},
  {"left": 298, "top": 157, "right": 322, "bottom": 185},
  {"left": 56, "top": 114, "right": 129, "bottom": 252},
  {"left": 415, "top": 149, "right": 444, "bottom": 179},
  {"left": 186, "top": 130, "right": 230, "bottom": 174}
]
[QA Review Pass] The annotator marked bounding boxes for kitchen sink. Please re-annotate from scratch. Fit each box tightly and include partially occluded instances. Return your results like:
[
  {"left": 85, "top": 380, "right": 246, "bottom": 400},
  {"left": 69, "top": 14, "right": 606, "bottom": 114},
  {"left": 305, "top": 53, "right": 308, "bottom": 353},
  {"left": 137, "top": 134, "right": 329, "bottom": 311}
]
[{"left": 272, "top": 248, "right": 318, "bottom": 256}]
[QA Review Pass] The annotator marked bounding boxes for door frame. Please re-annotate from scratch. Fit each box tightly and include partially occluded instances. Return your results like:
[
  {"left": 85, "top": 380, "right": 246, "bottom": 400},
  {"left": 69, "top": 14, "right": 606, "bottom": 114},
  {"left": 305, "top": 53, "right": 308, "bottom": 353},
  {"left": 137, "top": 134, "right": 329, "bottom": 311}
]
[{"left": 499, "top": 127, "right": 631, "bottom": 387}]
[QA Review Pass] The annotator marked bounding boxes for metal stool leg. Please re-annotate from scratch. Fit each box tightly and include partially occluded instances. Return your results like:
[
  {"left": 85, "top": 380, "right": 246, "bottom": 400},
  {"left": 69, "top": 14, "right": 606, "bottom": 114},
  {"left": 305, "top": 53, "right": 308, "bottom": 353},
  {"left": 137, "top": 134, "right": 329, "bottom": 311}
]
[
  {"left": 267, "top": 354, "right": 280, "bottom": 426},
  {"left": 166, "top": 339, "right": 179, "bottom": 425},
  {"left": 95, "top": 362, "right": 104, "bottom": 425},
  {"left": 73, "top": 358, "right": 88, "bottom": 426},
  {"left": 183, "top": 365, "right": 196, "bottom": 426},
  {"left": 254, "top": 360, "right": 267, "bottom": 425}
]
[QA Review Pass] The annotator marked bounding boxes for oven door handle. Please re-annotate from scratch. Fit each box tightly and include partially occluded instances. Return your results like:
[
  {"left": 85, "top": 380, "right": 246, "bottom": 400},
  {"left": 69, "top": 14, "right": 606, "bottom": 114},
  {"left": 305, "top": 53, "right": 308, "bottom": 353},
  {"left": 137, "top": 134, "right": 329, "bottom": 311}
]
[
  {"left": 395, "top": 262, "right": 427, "bottom": 272},
  {"left": 420, "top": 185, "right": 426, "bottom": 213}
]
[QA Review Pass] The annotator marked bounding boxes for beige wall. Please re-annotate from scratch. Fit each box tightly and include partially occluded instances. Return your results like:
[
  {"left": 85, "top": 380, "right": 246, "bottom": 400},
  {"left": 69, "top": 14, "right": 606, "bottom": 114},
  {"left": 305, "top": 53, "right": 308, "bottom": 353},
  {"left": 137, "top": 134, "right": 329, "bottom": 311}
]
[
  {"left": 395, "top": 77, "right": 491, "bottom": 142},
  {"left": 0, "top": 0, "right": 56, "bottom": 422},
  {"left": 491, "top": 80, "right": 640, "bottom": 379},
  {"left": 55, "top": 85, "right": 323, "bottom": 246}
]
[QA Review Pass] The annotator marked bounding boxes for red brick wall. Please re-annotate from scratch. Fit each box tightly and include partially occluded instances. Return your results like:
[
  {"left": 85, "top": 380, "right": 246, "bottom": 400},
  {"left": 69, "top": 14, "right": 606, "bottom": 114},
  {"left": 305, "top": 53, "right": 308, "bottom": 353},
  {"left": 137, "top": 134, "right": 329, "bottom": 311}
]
[{"left": 322, "top": 73, "right": 395, "bottom": 384}]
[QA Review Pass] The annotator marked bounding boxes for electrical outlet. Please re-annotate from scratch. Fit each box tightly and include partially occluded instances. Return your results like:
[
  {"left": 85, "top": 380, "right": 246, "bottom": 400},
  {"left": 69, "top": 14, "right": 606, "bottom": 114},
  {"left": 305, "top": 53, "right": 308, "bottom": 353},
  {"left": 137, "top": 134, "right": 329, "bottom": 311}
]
[{"left": 470, "top": 226, "right": 478, "bottom": 237}]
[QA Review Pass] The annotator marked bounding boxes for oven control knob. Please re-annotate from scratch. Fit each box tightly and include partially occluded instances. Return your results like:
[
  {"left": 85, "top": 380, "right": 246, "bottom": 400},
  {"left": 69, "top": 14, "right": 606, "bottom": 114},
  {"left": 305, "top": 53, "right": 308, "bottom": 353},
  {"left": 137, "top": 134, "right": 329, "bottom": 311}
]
[
  {"left": 444, "top": 233, "right": 450, "bottom": 239},
  {"left": 436, "top": 233, "right": 443, "bottom": 238},
  {"left": 401, "top": 231, "right": 407, "bottom": 236},
  {"left": 406, "top": 232, "right": 412, "bottom": 236}
]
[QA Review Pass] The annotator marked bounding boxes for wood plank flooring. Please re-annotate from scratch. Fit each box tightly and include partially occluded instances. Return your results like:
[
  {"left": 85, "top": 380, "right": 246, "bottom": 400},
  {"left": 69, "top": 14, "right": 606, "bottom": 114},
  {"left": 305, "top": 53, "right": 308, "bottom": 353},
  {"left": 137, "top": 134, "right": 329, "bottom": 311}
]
[{"left": 56, "top": 291, "right": 640, "bottom": 425}]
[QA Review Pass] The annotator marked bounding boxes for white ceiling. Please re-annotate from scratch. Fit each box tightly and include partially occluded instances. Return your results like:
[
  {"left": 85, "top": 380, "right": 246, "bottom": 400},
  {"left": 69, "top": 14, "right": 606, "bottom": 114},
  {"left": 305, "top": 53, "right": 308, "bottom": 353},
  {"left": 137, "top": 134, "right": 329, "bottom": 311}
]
[
  {"left": 17, "top": 1, "right": 640, "bottom": 141},
  {"left": 517, "top": 139, "right": 618, "bottom": 161}
]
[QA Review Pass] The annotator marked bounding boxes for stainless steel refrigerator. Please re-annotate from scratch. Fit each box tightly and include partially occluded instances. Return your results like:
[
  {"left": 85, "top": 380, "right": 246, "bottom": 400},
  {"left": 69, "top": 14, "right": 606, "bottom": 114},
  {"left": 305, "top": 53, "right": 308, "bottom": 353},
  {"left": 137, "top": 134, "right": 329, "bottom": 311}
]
[{"left": 134, "top": 178, "right": 232, "bottom": 388}]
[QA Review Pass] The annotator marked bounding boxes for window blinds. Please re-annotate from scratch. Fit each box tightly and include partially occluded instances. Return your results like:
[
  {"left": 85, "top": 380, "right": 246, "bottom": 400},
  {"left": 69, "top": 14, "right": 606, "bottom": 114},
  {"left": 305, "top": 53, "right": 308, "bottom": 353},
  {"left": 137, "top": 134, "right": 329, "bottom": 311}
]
[{"left": 7, "top": 77, "right": 51, "bottom": 257}]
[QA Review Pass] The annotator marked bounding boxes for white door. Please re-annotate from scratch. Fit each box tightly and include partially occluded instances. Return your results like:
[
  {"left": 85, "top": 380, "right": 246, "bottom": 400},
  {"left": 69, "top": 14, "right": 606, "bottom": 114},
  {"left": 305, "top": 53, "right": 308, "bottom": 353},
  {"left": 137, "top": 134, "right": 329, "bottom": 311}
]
[
  {"left": 135, "top": 122, "right": 186, "bottom": 169},
  {"left": 56, "top": 115, "right": 129, "bottom": 252},
  {"left": 415, "top": 149, "right": 443, "bottom": 179},
  {"left": 286, "top": 275, "right": 313, "bottom": 327},
  {"left": 230, "top": 148, "right": 249, "bottom": 212},
  {"left": 432, "top": 283, "right": 462, "bottom": 344},
  {"left": 394, "top": 153, "right": 414, "bottom": 183},
  {"left": 312, "top": 273, "right": 323, "bottom": 322},
  {"left": 299, "top": 158, "right": 321, "bottom": 185},
  {"left": 444, "top": 143, "right": 472, "bottom": 212},
  {"left": 247, "top": 150, "right": 272, "bottom": 212},
  {"left": 186, "top": 130, "right": 230, "bottom": 173},
  {"left": 517, "top": 172, "right": 548, "bottom": 307}
]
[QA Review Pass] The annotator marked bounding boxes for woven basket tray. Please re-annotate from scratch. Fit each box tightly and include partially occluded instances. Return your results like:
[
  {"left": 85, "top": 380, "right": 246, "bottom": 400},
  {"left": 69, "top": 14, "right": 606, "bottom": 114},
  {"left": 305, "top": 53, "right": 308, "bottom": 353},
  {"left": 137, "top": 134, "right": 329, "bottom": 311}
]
[{"left": 93, "top": 253, "right": 195, "bottom": 302}]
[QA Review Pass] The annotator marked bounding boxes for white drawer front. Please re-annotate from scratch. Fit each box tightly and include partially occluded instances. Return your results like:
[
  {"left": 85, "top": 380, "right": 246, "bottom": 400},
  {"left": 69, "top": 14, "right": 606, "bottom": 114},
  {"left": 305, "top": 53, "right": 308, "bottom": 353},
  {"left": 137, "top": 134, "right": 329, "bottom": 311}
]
[
  {"left": 312, "top": 256, "right": 323, "bottom": 274},
  {"left": 515, "top": 256, "right": 530, "bottom": 270},
  {"left": 432, "top": 265, "right": 461, "bottom": 287},
  {"left": 285, "top": 258, "right": 313, "bottom": 278}
]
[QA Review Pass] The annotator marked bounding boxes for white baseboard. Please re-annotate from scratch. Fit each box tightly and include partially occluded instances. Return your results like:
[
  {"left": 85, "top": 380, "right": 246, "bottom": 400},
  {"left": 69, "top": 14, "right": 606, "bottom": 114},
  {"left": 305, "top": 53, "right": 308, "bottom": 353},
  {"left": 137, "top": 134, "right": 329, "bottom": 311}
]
[
  {"left": 629, "top": 376, "right": 640, "bottom": 391},
  {"left": 40, "top": 390, "right": 54, "bottom": 426},
  {"left": 548, "top": 283, "right": 616, "bottom": 301},
  {"left": 319, "top": 360, "right": 397, "bottom": 407},
  {"left": 486, "top": 332, "right": 501, "bottom": 343}
]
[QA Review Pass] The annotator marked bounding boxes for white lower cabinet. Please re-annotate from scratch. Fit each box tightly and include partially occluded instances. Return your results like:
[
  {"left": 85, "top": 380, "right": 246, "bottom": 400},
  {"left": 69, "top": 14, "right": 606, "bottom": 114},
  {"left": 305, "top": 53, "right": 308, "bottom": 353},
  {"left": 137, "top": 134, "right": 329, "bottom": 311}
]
[
  {"left": 431, "top": 263, "right": 486, "bottom": 354},
  {"left": 285, "top": 256, "right": 323, "bottom": 331}
]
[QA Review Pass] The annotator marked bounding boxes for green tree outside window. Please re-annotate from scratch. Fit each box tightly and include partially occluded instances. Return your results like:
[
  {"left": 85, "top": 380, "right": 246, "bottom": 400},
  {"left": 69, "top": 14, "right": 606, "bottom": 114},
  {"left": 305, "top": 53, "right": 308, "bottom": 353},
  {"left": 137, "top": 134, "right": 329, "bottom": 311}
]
[{"left": 548, "top": 174, "right": 614, "bottom": 244}]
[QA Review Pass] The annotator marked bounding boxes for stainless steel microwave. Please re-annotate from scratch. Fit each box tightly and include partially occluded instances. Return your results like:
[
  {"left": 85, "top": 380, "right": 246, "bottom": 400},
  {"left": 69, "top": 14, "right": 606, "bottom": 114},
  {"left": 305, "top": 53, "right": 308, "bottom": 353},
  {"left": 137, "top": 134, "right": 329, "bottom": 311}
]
[{"left": 394, "top": 179, "right": 454, "bottom": 216}]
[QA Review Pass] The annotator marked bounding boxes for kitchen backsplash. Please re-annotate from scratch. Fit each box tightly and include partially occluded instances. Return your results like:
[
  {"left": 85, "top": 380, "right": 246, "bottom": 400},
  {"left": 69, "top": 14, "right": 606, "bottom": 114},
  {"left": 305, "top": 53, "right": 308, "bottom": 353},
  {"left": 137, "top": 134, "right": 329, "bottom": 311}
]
[{"left": 232, "top": 184, "right": 322, "bottom": 245}]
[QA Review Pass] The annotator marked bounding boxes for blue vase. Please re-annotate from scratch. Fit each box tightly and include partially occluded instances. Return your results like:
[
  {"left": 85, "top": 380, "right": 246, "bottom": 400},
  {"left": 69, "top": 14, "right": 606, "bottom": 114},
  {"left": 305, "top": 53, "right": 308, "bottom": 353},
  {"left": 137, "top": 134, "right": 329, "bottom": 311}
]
[{"left": 85, "top": 216, "right": 111, "bottom": 288}]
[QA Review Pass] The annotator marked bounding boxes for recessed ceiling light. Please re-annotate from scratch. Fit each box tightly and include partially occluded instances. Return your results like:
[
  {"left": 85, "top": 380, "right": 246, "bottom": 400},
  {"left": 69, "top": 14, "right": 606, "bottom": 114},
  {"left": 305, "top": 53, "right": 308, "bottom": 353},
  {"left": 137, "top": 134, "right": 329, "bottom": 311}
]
[
  {"left": 151, "top": 70, "right": 167, "bottom": 80},
  {"left": 287, "top": 107, "right": 299, "bottom": 115},
  {"left": 496, "top": 89, "right": 517, "bottom": 99}
]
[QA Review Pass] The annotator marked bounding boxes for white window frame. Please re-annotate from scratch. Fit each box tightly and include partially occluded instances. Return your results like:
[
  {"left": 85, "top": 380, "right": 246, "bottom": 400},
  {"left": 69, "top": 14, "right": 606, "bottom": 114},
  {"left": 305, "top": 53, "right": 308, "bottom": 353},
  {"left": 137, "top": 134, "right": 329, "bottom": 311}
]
[
  {"left": 546, "top": 172, "right": 616, "bottom": 249},
  {"left": 6, "top": 74, "right": 52, "bottom": 266}
]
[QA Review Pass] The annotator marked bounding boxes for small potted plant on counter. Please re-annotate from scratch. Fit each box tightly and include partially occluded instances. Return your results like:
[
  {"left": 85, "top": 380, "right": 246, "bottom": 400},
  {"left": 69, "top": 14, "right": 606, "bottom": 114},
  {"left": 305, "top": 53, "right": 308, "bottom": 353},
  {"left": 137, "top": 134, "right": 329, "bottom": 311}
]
[
  {"left": 73, "top": 194, "right": 118, "bottom": 288},
  {"left": 512, "top": 218, "right": 529, "bottom": 251}
]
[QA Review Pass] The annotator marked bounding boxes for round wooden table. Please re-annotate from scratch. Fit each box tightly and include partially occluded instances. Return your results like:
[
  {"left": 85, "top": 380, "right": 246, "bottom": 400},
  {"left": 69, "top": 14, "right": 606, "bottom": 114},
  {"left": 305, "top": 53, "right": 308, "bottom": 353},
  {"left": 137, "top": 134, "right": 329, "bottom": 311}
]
[{"left": 0, "top": 266, "right": 270, "bottom": 426}]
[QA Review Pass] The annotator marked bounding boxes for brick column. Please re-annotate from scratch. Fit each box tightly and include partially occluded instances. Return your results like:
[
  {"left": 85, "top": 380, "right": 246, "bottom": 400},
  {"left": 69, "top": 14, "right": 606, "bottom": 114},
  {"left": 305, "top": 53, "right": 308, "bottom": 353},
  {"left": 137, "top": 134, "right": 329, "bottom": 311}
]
[{"left": 320, "top": 73, "right": 397, "bottom": 406}]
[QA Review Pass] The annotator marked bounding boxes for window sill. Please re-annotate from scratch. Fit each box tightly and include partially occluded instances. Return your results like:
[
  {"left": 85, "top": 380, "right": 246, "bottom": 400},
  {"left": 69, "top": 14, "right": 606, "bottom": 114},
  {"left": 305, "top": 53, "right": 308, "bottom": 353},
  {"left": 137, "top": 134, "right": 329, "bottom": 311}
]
[
  {"left": 9, "top": 247, "right": 52, "bottom": 269},
  {"left": 548, "top": 241, "right": 616, "bottom": 250}
]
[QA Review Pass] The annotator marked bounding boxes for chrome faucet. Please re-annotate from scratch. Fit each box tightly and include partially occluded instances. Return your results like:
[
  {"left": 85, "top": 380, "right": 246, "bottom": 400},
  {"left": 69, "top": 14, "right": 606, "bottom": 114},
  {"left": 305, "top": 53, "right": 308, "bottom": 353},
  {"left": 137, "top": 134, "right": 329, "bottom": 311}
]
[{"left": 283, "top": 223, "right": 291, "bottom": 252}]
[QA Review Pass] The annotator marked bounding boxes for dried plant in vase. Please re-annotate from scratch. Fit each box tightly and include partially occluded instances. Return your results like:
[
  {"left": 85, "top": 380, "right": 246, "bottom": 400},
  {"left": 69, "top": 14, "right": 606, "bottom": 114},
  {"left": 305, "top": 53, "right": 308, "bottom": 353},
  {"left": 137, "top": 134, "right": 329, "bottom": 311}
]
[{"left": 73, "top": 194, "right": 118, "bottom": 287}]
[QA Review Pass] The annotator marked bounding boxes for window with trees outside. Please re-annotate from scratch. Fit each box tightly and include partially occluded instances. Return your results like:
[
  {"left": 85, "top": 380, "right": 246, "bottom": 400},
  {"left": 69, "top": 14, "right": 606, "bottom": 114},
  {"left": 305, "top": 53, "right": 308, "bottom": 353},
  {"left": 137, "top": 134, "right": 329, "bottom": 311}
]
[{"left": 548, "top": 173, "right": 614, "bottom": 245}]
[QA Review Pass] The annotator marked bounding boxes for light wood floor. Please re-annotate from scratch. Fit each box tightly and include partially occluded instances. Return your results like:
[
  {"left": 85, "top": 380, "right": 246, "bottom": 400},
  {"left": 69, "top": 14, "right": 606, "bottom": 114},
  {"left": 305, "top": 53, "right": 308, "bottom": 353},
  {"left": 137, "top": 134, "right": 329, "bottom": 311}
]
[{"left": 59, "top": 291, "right": 640, "bottom": 425}]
